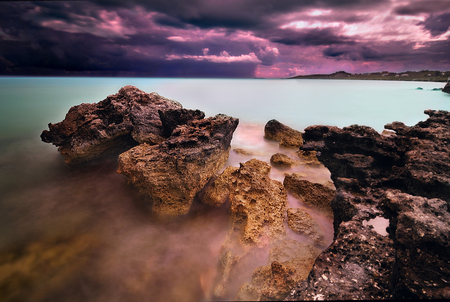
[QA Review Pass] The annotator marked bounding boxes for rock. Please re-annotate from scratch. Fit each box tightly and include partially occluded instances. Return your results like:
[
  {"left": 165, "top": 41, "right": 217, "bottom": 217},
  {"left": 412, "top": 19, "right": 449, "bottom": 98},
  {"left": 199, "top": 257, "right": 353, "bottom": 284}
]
[
  {"left": 232, "top": 148, "right": 263, "bottom": 156},
  {"left": 158, "top": 108, "right": 205, "bottom": 137},
  {"left": 201, "top": 166, "right": 238, "bottom": 207},
  {"left": 270, "top": 153, "right": 297, "bottom": 167},
  {"left": 41, "top": 86, "right": 182, "bottom": 165},
  {"left": 117, "top": 114, "right": 239, "bottom": 219},
  {"left": 287, "top": 208, "right": 325, "bottom": 246},
  {"left": 287, "top": 110, "right": 450, "bottom": 300},
  {"left": 238, "top": 240, "right": 319, "bottom": 301},
  {"left": 206, "top": 159, "right": 319, "bottom": 300},
  {"left": 283, "top": 174, "right": 335, "bottom": 217},
  {"left": 443, "top": 82, "right": 450, "bottom": 94},
  {"left": 296, "top": 150, "right": 321, "bottom": 165},
  {"left": 382, "top": 190, "right": 450, "bottom": 298},
  {"left": 264, "top": 120, "right": 303, "bottom": 148}
]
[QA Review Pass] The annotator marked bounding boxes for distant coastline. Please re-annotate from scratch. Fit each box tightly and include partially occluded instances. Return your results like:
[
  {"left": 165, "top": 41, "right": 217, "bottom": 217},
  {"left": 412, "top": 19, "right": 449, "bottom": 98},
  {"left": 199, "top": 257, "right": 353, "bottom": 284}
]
[{"left": 290, "top": 70, "right": 450, "bottom": 82}]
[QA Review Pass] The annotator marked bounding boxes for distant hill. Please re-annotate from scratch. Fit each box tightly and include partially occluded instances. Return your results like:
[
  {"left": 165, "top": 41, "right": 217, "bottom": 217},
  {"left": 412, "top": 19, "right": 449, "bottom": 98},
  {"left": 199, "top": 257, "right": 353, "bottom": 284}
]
[{"left": 290, "top": 70, "right": 450, "bottom": 82}]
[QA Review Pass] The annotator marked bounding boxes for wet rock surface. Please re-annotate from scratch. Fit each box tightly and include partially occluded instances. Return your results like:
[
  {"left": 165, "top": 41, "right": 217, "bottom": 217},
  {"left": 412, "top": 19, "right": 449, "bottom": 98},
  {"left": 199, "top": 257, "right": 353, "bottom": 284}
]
[
  {"left": 283, "top": 174, "right": 334, "bottom": 218},
  {"left": 117, "top": 114, "right": 239, "bottom": 219},
  {"left": 264, "top": 119, "right": 303, "bottom": 148},
  {"left": 287, "top": 109, "right": 450, "bottom": 300},
  {"left": 205, "top": 159, "right": 320, "bottom": 300},
  {"left": 41, "top": 86, "right": 182, "bottom": 165}
]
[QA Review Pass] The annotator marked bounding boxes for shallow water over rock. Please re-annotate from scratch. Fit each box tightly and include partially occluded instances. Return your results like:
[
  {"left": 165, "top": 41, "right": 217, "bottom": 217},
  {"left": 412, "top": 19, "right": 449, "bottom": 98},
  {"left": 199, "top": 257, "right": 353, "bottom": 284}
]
[{"left": 0, "top": 122, "right": 333, "bottom": 302}]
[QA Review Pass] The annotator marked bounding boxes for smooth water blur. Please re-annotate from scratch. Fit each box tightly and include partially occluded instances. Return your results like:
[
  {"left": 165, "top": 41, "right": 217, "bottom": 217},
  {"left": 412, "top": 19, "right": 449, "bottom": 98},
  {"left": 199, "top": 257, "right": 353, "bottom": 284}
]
[{"left": 0, "top": 77, "right": 449, "bottom": 301}]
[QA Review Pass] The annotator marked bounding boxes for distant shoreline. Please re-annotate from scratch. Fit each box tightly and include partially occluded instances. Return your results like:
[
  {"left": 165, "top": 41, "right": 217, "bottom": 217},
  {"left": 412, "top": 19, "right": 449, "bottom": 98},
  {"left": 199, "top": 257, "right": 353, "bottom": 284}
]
[{"left": 290, "top": 70, "right": 450, "bottom": 82}]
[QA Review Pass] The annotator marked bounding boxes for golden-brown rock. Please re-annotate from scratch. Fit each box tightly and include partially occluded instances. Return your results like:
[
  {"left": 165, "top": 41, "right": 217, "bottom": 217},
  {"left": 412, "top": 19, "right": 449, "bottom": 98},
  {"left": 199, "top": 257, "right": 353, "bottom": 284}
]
[
  {"left": 207, "top": 159, "right": 320, "bottom": 300},
  {"left": 264, "top": 119, "right": 303, "bottom": 148},
  {"left": 117, "top": 114, "right": 239, "bottom": 219},
  {"left": 287, "top": 208, "right": 325, "bottom": 246},
  {"left": 283, "top": 174, "right": 335, "bottom": 217}
]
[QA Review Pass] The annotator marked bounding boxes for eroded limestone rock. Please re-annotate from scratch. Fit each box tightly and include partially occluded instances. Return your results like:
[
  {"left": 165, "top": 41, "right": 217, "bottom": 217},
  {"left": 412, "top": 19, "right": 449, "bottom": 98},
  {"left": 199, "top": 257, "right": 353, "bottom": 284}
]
[
  {"left": 117, "top": 114, "right": 238, "bottom": 219},
  {"left": 264, "top": 119, "right": 303, "bottom": 148},
  {"left": 287, "top": 208, "right": 325, "bottom": 246},
  {"left": 287, "top": 110, "right": 450, "bottom": 300},
  {"left": 41, "top": 86, "right": 183, "bottom": 165},
  {"left": 283, "top": 174, "right": 335, "bottom": 217},
  {"left": 204, "top": 159, "right": 319, "bottom": 300}
]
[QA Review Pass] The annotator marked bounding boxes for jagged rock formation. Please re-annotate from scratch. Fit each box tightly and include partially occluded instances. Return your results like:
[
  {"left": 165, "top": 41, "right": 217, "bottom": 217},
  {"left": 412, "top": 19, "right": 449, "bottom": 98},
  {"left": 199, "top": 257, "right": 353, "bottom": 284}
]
[
  {"left": 41, "top": 86, "right": 182, "bottom": 165},
  {"left": 203, "top": 159, "right": 320, "bottom": 300},
  {"left": 117, "top": 114, "right": 238, "bottom": 219},
  {"left": 443, "top": 82, "right": 450, "bottom": 94},
  {"left": 287, "top": 110, "right": 450, "bottom": 300},
  {"left": 264, "top": 120, "right": 303, "bottom": 148}
]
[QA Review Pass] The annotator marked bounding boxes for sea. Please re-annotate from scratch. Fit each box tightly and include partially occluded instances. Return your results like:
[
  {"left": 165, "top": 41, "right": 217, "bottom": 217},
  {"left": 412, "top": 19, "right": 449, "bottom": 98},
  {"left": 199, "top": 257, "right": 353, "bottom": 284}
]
[{"left": 0, "top": 77, "right": 449, "bottom": 302}]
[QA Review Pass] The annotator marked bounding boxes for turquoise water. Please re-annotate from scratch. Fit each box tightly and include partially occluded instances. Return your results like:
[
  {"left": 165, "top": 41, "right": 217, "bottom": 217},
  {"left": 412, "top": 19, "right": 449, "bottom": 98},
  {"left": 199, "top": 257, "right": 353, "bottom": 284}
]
[
  {"left": 0, "top": 77, "right": 449, "bottom": 301},
  {"left": 1, "top": 77, "right": 448, "bottom": 141}
]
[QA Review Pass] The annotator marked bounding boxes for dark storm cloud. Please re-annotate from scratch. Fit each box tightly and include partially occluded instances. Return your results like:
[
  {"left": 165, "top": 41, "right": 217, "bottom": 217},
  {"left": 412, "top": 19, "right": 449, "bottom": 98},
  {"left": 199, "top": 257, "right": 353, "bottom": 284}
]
[
  {"left": 1, "top": 0, "right": 450, "bottom": 78},
  {"left": 393, "top": 0, "right": 450, "bottom": 16},
  {"left": 418, "top": 12, "right": 450, "bottom": 36},
  {"left": 94, "top": 0, "right": 391, "bottom": 30},
  {"left": 268, "top": 28, "right": 355, "bottom": 46}
]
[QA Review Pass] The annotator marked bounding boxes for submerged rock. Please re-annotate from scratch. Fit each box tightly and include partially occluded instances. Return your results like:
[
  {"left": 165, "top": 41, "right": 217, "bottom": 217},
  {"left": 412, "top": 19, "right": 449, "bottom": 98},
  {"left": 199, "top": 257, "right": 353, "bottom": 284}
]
[
  {"left": 264, "top": 119, "right": 303, "bottom": 148},
  {"left": 270, "top": 153, "right": 297, "bottom": 167},
  {"left": 117, "top": 114, "right": 238, "bottom": 219},
  {"left": 283, "top": 174, "right": 334, "bottom": 217},
  {"left": 287, "top": 110, "right": 450, "bottom": 300},
  {"left": 41, "top": 86, "right": 182, "bottom": 165},
  {"left": 205, "top": 159, "right": 320, "bottom": 300},
  {"left": 287, "top": 208, "right": 325, "bottom": 246}
]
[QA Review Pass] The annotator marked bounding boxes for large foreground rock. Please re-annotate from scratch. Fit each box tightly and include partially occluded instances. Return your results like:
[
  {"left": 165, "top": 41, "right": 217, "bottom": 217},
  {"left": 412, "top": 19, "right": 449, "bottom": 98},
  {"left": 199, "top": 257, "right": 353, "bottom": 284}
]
[
  {"left": 287, "top": 110, "right": 450, "bottom": 300},
  {"left": 203, "top": 159, "right": 320, "bottom": 300},
  {"left": 117, "top": 114, "right": 238, "bottom": 219},
  {"left": 41, "top": 86, "right": 182, "bottom": 165}
]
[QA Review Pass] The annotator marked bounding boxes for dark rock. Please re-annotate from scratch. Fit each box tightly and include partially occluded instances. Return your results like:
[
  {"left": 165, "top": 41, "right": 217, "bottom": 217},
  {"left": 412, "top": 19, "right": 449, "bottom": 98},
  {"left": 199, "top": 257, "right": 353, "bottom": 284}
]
[
  {"left": 443, "top": 82, "right": 450, "bottom": 94},
  {"left": 117, "top": 114, "right": 239, "bottom": 219},
  {"left": 287, "top": 110, "right": 450, "bottom": 300},
  {"left": 158, "top": 108, "right": 205, "bottom": 137},
  {"left": 41, "top": 86, "right": 182, "bottom": 165},
  {"left": 264, "top": 120, "right": 303, "bottom": 148}
]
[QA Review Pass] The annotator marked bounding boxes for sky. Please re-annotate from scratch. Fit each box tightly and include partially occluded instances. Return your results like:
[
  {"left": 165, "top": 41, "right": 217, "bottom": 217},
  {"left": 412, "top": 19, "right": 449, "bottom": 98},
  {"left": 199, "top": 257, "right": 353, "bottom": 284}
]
[{"left": 1, "top": 0, "right": 450, "bottom": 78}]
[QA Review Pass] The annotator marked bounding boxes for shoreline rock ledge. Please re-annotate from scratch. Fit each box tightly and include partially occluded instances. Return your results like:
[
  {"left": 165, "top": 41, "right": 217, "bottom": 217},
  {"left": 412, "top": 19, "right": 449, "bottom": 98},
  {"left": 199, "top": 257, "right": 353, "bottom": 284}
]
[{"left": 286, "top": 109, "right": 450, "bottom": 300}]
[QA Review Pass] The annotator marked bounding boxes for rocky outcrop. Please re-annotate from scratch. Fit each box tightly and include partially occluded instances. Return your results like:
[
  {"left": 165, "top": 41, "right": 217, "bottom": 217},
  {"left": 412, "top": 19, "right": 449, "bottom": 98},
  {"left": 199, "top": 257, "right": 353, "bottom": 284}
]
[
  {"left": 443, "top": 82, "right": 450, "bottom": 94},
  {"left": 264, "top": 120, "right": 303, "bottom": 148},
  {"left": 41, "top": 86, "right": 182, "bottom": 165},
  {"left": 117, "top": 114, "right": 238, "bottom": 219},
  {"left": 204, "top": 159, "right": 320, "bottom": 300},
  {"left": 287, "top": 110, "right": 450, "bottom": 300}
]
